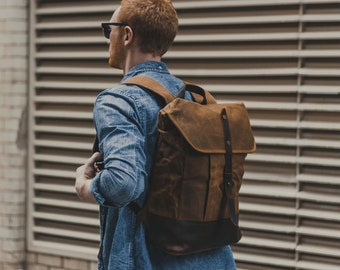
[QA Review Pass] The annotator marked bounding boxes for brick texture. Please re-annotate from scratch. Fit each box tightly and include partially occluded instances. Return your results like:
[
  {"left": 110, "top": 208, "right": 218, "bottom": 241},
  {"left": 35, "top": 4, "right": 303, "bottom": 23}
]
[
  {"left": 0, "top": 0, "right": 28, "bottom": 269},
  {"left": 26, "top": 253, "right": 97, "bottom": 270}
]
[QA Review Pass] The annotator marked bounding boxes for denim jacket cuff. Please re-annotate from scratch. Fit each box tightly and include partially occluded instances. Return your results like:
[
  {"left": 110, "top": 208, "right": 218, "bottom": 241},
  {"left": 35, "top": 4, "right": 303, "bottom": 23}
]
[{"left": 90, "top": 174, "right": 106, "bottom": 206}]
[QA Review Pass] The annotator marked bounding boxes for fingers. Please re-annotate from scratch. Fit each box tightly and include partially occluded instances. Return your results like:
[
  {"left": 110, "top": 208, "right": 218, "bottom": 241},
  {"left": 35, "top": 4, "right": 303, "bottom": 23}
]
[
  {"left": 86, "top": 152, "right": 103, "bottom": 165},
  {"left": 76, "top": 152, "right": 104, "bottom": 181},
  {"left": 94, "top": 161, "right": 104, "bottom": 173}
]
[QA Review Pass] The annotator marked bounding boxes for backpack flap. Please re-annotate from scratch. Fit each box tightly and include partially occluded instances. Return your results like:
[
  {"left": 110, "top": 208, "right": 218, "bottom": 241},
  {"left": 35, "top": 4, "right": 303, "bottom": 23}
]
[{"left": 159, "top": 98, "right": 256, "bottom": 154}]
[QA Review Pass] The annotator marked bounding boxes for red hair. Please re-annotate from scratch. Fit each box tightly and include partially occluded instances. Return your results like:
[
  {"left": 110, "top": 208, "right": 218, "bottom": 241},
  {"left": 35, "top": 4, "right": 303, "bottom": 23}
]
[{"left": 119, "top": 0, "right": 178, "bottom": 56}]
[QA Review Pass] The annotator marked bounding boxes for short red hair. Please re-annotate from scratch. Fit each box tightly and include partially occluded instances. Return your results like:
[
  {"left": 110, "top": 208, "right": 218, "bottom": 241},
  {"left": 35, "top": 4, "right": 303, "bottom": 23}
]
[{"left": 119, "top": 0, "right": 178, "bottom": 56}]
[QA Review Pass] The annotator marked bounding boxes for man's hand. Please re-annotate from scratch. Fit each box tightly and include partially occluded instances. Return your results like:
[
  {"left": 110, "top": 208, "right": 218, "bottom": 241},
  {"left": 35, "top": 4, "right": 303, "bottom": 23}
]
[{"left": 75, "top": 152, "right": 102, "bottom": 203}]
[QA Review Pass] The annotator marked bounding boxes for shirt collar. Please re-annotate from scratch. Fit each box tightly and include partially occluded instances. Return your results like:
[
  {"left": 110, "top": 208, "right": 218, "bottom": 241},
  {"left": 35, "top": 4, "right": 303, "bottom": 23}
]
[{"left": 122, "top": 61, "right": 169, "bottom": 81}]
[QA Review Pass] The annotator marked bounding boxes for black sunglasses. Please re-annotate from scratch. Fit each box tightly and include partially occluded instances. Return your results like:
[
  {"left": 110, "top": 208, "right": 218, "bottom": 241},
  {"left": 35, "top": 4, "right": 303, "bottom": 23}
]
[{"left": 101, "top": 22, "right": 129, "bottom": 39}]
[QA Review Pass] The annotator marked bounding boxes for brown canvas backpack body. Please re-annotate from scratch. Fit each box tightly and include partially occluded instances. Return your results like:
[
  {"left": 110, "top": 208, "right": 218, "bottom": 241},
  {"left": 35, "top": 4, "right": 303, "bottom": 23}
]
[{"left": 115, "top": 76, "right": 256, "bottom": 255}]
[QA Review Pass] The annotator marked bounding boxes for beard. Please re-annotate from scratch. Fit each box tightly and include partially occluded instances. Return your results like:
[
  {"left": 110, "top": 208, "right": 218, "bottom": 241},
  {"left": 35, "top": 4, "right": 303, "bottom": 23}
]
[{"left": 108, "top": 35, "right": 125, "bottom": 70}]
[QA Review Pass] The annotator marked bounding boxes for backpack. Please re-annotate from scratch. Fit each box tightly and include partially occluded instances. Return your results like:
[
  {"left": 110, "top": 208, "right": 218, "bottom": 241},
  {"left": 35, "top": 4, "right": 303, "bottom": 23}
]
[{"left": 95, "top": 75, "right": 256, "bottom": 256}]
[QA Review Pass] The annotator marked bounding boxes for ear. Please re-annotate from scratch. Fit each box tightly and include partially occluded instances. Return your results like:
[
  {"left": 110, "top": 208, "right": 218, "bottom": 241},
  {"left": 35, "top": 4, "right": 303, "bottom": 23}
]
[{"left": 123, "top": 26, "right": 134, "bottom": 46}]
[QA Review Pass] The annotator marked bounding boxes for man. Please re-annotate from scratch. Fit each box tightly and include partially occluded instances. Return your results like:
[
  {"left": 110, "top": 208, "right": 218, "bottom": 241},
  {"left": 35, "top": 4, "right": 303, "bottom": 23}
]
[{"left": 75, "top": 0, "right": 237, "bottom": 269}]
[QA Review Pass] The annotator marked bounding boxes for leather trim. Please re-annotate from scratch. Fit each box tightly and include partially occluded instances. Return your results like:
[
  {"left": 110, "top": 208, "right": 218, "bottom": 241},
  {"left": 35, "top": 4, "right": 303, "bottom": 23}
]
[{"left": 144, "top": 212, "right": 242, "bottom": 256}]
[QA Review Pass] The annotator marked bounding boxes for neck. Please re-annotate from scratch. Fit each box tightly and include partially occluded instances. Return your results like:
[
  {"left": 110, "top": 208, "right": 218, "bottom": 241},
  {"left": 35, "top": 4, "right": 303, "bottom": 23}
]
[{"left": 123, "top": 49, "right": 162, "bottom": 74}]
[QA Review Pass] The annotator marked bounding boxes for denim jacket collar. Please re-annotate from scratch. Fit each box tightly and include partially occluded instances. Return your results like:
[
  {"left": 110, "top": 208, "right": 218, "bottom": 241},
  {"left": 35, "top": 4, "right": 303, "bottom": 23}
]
[{"left": 122, "top": 61, "right": 170, "bottom": 82}]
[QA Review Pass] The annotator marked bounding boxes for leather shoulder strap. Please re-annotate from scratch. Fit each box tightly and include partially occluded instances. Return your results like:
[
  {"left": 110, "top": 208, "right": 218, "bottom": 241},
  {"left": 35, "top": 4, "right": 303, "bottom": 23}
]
[
  {"left": 122, "top": 75, "right": 175, "bottom": 104},
  {"left": 123, "top": 75, "right": 217, "bottom": 105},
  {"left": 184, "top": 81, "right": 217, "bottom": 104}
]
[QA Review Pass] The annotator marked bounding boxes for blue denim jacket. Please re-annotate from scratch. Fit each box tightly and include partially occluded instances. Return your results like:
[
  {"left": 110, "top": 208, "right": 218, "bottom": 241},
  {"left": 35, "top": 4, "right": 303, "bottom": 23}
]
[{"left": 91, "top": 61, "right": 237, "bottom": 270}]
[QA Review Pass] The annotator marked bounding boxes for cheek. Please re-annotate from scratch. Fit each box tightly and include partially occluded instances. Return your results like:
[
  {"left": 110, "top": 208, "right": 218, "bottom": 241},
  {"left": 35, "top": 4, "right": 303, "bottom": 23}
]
[
  {"left": 109, "top": 41, "right": 117, "bottom": 58},
  {"left": 109, "top": 36, "right": 118, "bottom": 51}
]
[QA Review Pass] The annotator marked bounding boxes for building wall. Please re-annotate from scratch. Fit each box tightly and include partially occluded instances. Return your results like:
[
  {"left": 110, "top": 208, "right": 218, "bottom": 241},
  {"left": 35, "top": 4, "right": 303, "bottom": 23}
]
[
  {"left": 25, "top": 253, "right": 97, "bottom": 270},
  {"left": 0, "top": 0, "right": 28, "bottom": 269},
  {"left": 0, "top": 3, "right": 96, "bottom": 270},
  {"left": 1, "top": 1, "right": 340, "bottom": 270}
]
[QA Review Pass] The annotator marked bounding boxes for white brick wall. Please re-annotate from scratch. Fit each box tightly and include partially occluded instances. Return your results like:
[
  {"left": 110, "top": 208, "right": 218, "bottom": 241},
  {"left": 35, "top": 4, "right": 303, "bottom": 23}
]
[
  {"left": 0, "top": 0, "right": 28, "bottom": 269},
  {"left": 25, "top": 252, "right": 98, "bottom": 270}
]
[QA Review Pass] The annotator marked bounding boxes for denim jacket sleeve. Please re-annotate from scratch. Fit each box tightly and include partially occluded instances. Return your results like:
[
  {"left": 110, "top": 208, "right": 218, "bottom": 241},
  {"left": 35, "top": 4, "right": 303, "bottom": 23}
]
[{"left": 90, "top": 86, "right": 154, "bottom": 207}]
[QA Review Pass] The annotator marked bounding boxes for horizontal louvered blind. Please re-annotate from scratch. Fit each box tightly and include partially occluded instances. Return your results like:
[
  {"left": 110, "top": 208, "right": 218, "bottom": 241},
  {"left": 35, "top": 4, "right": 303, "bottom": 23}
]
[
  {"left": 28, "top": 0, "right": 340, "bottom": 268},
  {"left": 28, "top": 0, "right": 117, "bottom": 260},
  {"left": 295, "top": 2, "right": 340, "bottom": 270}
]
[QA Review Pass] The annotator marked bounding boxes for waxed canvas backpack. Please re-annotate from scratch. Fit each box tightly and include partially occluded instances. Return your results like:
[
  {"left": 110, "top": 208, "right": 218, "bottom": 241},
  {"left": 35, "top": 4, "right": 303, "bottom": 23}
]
[{"left": 118, "top": 76, "right": 255, "bottom": 255}]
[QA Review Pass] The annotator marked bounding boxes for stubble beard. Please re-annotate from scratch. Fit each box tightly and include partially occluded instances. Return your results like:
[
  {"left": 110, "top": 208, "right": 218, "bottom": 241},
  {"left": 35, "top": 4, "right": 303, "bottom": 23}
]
[{"left": 108, "top": 37, "right": 125, "bottom": 70}]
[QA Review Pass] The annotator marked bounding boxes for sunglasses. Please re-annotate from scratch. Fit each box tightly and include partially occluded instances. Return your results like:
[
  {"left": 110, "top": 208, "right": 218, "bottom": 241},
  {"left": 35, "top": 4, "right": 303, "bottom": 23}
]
[{"left": 101, "top": 22, "right": 129, "bottom": 39}]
